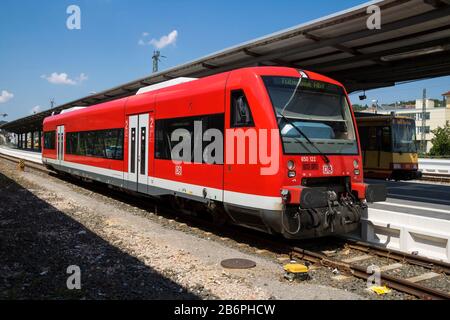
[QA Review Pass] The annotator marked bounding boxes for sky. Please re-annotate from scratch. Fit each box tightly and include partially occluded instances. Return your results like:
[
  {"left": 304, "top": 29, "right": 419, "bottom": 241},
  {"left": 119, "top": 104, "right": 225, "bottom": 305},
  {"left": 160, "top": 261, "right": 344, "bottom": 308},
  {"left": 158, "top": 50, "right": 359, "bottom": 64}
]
[{"left": 1, "top": 0, "right": 449, "bottom": 120}]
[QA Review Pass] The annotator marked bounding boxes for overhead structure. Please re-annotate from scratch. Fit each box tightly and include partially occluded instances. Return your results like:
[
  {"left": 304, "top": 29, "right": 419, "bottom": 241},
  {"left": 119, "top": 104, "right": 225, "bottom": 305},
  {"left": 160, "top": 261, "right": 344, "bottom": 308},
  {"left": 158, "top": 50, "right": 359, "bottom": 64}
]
[{"left": 3, "top": 0, "right": 450, "bottom": 133}]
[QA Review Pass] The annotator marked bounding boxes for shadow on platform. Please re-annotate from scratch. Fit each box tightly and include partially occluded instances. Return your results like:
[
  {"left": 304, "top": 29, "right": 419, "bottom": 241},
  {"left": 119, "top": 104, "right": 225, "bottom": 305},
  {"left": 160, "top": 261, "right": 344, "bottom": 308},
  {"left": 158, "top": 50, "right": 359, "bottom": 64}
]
[{"left": 0, "top": 172, "right": 200, "bottom": 300}]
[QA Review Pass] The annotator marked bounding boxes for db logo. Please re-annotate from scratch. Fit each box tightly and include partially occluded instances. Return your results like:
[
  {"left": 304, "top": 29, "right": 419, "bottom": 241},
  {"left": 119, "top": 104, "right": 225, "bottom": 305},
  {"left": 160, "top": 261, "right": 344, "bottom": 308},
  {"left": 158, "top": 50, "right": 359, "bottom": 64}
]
[
  {"left": 175, "top": 165, "right": 183, "bottom": 176},
  {"left": 323, "top": 164, "right": 334, "bottom": 175}
]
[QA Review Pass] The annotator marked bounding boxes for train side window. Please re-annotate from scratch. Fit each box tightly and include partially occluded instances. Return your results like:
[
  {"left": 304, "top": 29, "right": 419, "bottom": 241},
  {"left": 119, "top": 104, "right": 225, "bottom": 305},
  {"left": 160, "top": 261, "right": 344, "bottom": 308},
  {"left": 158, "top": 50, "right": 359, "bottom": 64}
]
[
  {"left": 368, "top": 127, "right": 377, "bottom": 151},
  {"left": 231, "top": 90, "right": 255, "bottom": 128},
  {"left": 155, "top": 114, "right": 224, "bottom": 164},
  {"left": 43, "top": 131, "right": 56, "bottom": 149},
  {"left": 357, "top": 126, "right": 368, "bottom": 151},
  {"left": 66, "top": 129, "right": 124, "bottom": 160},
  {"left": 381, "top": 126, "right": 392, "bottom": 152}
]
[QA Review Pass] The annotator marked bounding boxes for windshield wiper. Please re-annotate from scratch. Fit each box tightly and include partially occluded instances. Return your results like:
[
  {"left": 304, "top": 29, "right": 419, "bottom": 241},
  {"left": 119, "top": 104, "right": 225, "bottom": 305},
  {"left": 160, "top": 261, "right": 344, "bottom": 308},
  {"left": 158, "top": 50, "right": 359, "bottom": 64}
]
[{"left": 277, "top": 111, "right": 330, "bottom": 164}]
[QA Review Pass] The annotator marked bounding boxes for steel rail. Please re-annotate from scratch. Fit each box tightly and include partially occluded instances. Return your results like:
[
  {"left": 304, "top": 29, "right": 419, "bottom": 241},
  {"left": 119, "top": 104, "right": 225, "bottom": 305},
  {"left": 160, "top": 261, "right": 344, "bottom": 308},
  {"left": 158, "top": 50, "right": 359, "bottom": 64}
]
[
  {"left": 345, "top": 240, "right": 450, "bottom": 275},
  {"left": 291, "top": 247, "right": 450, "bottom": 300}
]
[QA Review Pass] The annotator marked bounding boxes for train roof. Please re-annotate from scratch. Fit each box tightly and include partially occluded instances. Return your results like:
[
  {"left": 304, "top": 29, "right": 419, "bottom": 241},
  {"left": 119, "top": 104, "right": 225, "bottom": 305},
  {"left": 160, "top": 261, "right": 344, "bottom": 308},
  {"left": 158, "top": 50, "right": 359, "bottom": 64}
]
[{"left": 43, "top": 67, "right": 346, "bottom": 125}]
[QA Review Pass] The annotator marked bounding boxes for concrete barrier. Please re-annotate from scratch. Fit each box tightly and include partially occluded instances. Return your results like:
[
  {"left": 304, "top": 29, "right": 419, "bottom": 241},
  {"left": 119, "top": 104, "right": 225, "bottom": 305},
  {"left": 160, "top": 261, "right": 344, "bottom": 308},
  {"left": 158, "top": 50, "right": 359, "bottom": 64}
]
[
  {"left": 349, "top": 208, "right": 450, "bottom": 263},
  {"left": 419, "top": 158, "right": 450, "bottom": 176}
]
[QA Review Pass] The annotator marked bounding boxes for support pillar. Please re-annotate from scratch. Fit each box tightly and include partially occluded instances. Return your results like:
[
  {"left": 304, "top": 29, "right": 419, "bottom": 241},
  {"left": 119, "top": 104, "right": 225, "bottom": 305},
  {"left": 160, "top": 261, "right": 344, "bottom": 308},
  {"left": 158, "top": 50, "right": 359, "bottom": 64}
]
[
  {"left": 31, "top": 132, "right": 34, "bottom": 150},
  {"left": 38, "top": 131, "right": 42, "bottom": 151}
]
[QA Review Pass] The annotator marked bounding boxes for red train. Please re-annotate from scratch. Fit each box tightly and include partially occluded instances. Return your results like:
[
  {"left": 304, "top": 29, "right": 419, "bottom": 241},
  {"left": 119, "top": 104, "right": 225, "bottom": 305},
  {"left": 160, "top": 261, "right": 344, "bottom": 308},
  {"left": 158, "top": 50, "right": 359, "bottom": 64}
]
[{"left": 42, "top": 67, "right": 386, "bottom": 239}]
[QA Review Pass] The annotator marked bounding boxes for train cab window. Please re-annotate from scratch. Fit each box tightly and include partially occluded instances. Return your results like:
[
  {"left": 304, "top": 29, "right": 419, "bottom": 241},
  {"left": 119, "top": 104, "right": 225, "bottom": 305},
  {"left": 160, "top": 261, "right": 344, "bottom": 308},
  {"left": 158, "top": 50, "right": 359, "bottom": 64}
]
[
  {"left": 44, "top": 131, "right": 56, "bottom": 149},
  {"left": 231, "top": 90, "right": 255, "bottom": 128}
]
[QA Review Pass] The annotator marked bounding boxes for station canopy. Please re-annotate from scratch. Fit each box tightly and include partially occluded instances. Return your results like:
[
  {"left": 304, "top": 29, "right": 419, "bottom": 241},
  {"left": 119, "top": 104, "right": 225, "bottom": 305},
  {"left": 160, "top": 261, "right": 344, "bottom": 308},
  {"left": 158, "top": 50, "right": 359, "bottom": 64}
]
[{"left": 3, "top": 0, "right": 450, "bottom": 133}]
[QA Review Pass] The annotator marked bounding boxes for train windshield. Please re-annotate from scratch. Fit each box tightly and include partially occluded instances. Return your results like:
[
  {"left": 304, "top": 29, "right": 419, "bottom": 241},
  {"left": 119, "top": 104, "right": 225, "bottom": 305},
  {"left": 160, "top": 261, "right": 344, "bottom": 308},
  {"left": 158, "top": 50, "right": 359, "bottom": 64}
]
[
  {"left": 263, "top": 76, "right": 358, "bottom": 155},
  {"left": 392, "top": 119, "right": 417, "bottom": 153}
]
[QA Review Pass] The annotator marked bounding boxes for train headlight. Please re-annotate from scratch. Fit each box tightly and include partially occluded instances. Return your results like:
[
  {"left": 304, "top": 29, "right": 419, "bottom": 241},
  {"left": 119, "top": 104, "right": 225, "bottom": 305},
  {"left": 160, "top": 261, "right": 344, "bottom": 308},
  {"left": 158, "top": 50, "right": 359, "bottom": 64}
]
[
  {"left": 288, "top": 171, "right": 296, "bottom": 178},
  {"left": 353, "top": 160, "right": 359, "bottom": 169},
  {"left": 354, "top": 169, "right": 361, "bottom": 176},
  {"left": 393, "top": 164, "right": 402, "bottom": 170},
  {"left": 287, "top": 160, "right": 296, "bottom": 170}
]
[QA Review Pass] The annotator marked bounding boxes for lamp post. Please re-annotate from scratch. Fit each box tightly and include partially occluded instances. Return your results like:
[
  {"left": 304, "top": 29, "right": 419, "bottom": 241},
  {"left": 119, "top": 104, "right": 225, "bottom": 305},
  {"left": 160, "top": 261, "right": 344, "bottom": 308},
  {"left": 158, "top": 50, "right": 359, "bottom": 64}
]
[{"left": 372, "top": 99, "right": 379, "bottom": 114}]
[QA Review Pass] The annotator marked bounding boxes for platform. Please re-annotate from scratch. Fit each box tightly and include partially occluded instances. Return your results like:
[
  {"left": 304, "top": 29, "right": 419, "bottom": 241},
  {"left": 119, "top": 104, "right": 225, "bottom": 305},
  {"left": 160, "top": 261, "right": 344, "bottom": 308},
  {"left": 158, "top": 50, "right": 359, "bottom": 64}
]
[{"left": 0, "top": 146, "right": 42, "bottom": 164}]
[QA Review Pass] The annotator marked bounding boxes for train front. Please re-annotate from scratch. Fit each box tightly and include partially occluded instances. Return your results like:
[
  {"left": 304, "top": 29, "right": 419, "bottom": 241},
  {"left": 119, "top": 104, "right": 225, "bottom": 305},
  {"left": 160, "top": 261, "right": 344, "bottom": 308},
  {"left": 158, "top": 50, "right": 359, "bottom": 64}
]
[{"left": 262, "top": 72, "right": 386, "bottom": 239}]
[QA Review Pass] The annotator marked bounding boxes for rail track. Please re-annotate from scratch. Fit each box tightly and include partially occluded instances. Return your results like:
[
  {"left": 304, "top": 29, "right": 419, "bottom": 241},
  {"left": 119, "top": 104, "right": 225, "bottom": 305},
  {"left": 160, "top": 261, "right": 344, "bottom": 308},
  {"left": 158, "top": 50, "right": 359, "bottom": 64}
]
[
  {"left": 1, "top": 153, "right": 449, "bottom": 300},
  {"left": 420, "top": 174, "right": 450, "bottom": 184}
]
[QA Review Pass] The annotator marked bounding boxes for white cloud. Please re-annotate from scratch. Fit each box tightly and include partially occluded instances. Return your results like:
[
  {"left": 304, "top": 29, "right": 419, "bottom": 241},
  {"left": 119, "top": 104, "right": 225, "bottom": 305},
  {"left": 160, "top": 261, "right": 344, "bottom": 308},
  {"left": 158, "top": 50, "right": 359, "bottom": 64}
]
[
  {"left": 41, "top": 72, "right": 88, "bottom": 85},
  {"left": 77, "top": 73, "right": 88, "bottom": 82},
  {"left": 138, "top": 30, "right": 178, "bottom": 49},
  {"left": 31, "top": 105, "right": 42, "bottom": 114},
  {"left": 0, "top": 90, "right": 14, "bottom": 104},
  {"left": 150, "top": 30, "right": 178, "bottom": 49}
]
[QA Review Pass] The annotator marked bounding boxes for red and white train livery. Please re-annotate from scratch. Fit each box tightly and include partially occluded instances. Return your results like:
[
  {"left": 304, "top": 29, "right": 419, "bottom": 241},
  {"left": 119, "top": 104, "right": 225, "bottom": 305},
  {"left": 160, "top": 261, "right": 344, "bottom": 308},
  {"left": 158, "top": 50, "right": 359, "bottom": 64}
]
[{"left": 42, "top": 67, "right": 386, "bottom": 239}]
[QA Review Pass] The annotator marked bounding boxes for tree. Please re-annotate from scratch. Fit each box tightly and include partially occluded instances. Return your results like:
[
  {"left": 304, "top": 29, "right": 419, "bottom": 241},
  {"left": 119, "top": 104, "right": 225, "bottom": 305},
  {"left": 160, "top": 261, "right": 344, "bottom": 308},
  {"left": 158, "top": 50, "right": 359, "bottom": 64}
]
[
  {"left": 352, "top": 104, "right": 368, "bottom": 111},
  {"left": 429, "top": 121, "right": 450, "bottom": 157}
]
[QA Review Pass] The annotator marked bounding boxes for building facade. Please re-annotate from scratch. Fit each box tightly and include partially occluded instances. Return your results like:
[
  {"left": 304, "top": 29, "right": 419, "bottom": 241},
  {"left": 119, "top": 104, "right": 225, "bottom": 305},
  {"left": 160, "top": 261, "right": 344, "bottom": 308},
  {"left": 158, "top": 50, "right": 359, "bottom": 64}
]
[{"left": 376, "top": 97, "right": 450, "bottom": 153}]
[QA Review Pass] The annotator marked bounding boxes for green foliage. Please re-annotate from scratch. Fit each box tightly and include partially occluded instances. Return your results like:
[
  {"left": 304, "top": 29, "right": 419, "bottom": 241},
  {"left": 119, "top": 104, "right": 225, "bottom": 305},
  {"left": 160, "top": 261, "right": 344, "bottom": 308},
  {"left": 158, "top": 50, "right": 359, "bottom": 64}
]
[
  {"left": 429, "top": 121, "right": 450, "bottom": 157},
  {"left": 352, "top": 104, "right": 368, "bottom": 111}
]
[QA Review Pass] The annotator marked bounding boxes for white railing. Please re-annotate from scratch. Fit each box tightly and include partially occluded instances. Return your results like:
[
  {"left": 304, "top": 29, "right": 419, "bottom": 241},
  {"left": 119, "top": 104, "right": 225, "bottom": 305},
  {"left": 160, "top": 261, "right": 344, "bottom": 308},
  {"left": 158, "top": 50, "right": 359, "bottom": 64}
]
[{"left": 419, "top": 158, "right": 450, "bottom": 176}]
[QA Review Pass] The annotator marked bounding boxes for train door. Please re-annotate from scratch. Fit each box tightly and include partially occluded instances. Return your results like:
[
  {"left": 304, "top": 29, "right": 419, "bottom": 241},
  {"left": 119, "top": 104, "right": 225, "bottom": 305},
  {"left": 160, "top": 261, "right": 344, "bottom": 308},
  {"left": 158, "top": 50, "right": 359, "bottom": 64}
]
[
  {"left": 128, "top": 114, "right": 150, "bottom": 193},
  {"left": 56, "top": 125, "right": 65, "bottom": 165}
]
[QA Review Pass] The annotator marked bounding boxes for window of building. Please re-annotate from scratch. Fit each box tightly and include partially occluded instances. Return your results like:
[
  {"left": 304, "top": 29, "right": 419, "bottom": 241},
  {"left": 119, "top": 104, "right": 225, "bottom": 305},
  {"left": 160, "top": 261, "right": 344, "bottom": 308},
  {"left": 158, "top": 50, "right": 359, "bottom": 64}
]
[
  {"left": 231, "top": 90, "right": 255, "bottom": 128},
  {"left": 417, "top": 126, "right": 431, "bottom": 134},
  {"left": 417, "top": 113, "right": 431, "bottom": 120},
  {"left": 155, "top": 114, "right": 224, "bottom": 164},
  {"left": 44, "top": 131, "right": 56, "bottom": 149},
  {"left": 66, "top": 129, "right": 124, "bottom": 160}
]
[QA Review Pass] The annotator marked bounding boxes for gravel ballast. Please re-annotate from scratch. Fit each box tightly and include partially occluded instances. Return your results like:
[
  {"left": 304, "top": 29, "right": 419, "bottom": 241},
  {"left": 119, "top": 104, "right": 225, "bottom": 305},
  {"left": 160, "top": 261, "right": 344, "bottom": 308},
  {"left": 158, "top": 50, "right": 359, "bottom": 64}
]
[{"left": 0, "top": 160, "right": 363, "bottom": 300}]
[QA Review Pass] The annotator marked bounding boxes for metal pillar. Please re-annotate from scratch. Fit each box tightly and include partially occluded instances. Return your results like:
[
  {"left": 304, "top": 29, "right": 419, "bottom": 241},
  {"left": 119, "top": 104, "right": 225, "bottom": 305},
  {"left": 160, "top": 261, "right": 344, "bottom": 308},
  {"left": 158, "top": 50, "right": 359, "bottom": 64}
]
[
  {"left": 38, "top": 131, "right": 42, "bottom": 151},
  {"left": 31, "top": 132, "right": 34, "bottom": 150},
  {"left": 421, "top": 89, "right": 427, "bottom": 154}
]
